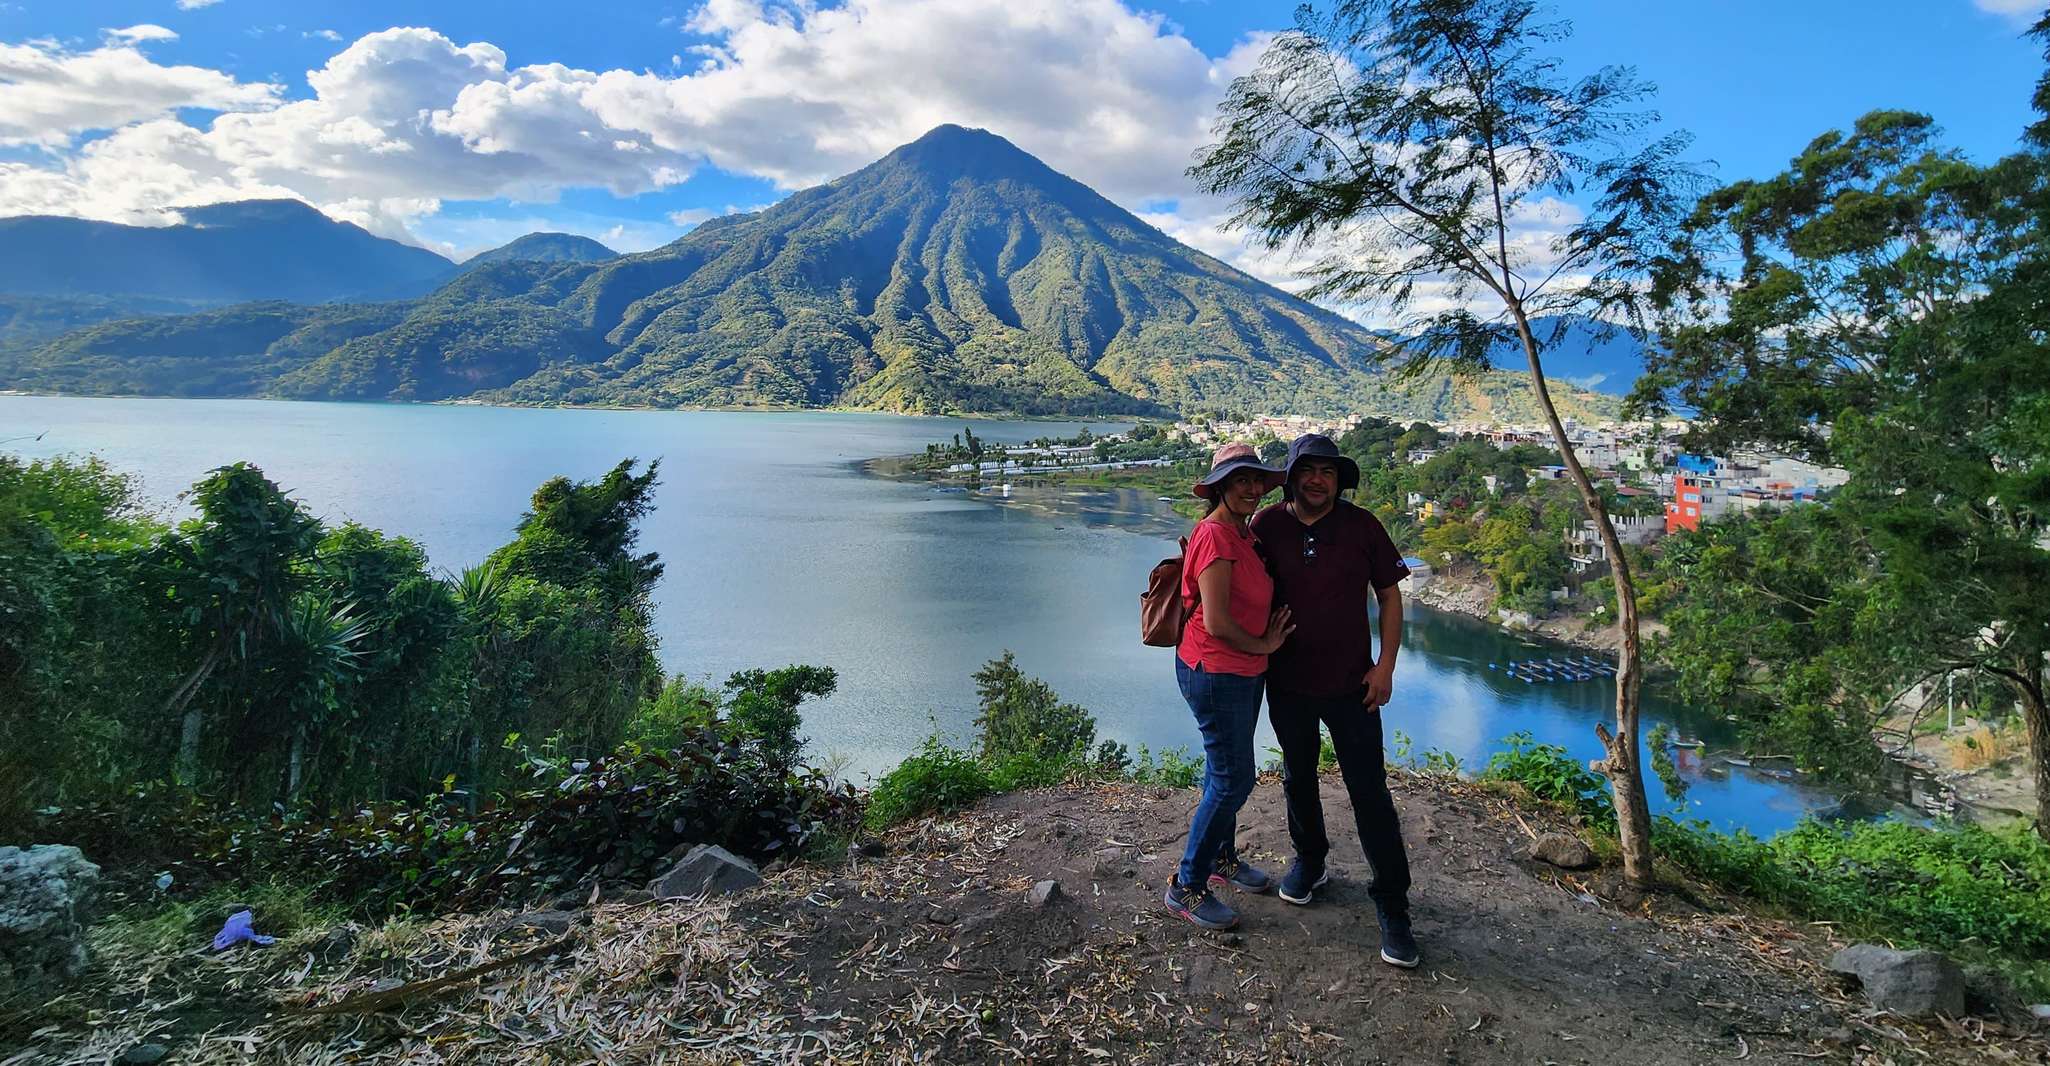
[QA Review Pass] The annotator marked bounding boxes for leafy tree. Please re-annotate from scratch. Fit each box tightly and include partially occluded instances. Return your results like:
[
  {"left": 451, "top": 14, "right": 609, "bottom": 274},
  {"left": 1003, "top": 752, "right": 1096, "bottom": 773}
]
[
  {"left": 152, "top": 463, "right": 324, "bottom": 785},
  {"left": 1192, "top": 0, "right": 1697, "bottom": 884},
  {"left": 725, "top": 665, "right": 839, "bottom": 771},
  {"left": 972, "top": 651, "right": 1097, "bottom": 765},
  {"left": 1637, "top": 61, "right": 2050, "bottom": 837}
]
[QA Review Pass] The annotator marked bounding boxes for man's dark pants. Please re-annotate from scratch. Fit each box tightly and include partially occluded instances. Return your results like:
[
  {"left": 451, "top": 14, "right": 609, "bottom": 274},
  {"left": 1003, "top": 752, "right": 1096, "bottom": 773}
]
[{"left": 1268, "top": 685, "right": 1411, "bottom": 916}]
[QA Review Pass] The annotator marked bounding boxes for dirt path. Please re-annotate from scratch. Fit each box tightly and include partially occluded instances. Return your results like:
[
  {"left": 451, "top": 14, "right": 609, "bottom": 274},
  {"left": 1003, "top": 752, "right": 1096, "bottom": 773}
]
[{"left": 10, "top": 775, "right": 2044, "bottom": 1064}]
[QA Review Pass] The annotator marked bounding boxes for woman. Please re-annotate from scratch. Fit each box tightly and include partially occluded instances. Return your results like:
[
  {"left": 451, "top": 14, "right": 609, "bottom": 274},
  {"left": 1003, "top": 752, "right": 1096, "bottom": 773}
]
[{"left": 1164, "top": 442, "right": 1294, "bottom": 931}]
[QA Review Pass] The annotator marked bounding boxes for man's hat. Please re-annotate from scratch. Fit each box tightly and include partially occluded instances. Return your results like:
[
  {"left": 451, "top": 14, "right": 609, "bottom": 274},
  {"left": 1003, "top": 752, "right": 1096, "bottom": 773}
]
[{"left": 1282, "top": 434, "right": 1361, "bottom": 498}]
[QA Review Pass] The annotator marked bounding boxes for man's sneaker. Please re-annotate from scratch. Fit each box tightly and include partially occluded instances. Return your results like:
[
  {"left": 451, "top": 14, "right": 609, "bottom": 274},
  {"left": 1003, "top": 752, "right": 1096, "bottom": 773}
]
[
  {"left": 1277, "top": 858, "right": 1331, "bottom": 905},
  {"left": 1377, "top": 910, "right": 1421, "bottom": 969},
  {"left": 1163, "top": 879, "right": 1239, "bottom": 930},
  {"left": 1208, "top": 850, "right": 1276, "bottom": 894}
]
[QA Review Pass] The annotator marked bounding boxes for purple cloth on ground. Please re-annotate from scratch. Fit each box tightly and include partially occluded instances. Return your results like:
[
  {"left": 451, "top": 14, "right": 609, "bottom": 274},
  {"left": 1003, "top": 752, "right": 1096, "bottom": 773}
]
[{"left": 211, "top": 909, "right": 276, "bottom": 951}]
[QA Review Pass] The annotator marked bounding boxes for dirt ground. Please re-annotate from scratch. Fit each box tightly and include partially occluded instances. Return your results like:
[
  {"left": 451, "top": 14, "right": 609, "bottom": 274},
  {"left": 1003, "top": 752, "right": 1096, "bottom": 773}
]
[{"left": 7, "top": 774, "right": 2045, "bottom": 1064}]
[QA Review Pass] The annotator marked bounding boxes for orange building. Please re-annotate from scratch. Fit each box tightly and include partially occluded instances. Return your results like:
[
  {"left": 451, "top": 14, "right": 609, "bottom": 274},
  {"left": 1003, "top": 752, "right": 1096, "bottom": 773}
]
[{"left": 1666, "top": 473, "right": 1705, "bottom": 533}]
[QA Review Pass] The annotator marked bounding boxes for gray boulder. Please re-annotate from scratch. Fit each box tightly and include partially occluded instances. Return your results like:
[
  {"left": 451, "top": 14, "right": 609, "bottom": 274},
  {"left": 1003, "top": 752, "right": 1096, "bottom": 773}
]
[
  {"left": 1526, "top": 832, "right": 1597, "bottom": 870},
  {"left": 1827, "top": 944, "right": 1965, "bottom": 1018},
  {"left": 0, "top": 844, "right": 100, "bottom": 994},
  {"left": 1030, "top": 880, "right": 1063, "bottom": 906},
  {"left": 647, "top": 844, "right": 761, "bottom": 900}
]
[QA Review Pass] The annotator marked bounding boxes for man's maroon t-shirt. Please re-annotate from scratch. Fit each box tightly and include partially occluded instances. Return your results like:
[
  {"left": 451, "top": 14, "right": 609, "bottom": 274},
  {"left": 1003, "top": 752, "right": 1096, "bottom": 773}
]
[{"left": 1251, "top": 499, "right": 1411, "bottom": 697}]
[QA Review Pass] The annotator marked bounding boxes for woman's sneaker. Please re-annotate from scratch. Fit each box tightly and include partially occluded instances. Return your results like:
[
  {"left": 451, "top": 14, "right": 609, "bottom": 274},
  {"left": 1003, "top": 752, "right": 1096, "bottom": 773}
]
[
  {"left": 1277, "top": 858, "right": 1331, "bottom": 905},
  {"left": 1163, "top": 880, "right": 1240, "bottom": 930},
  {"left": 1208, "top": 851, "right": 1276, "bottom": 894}
]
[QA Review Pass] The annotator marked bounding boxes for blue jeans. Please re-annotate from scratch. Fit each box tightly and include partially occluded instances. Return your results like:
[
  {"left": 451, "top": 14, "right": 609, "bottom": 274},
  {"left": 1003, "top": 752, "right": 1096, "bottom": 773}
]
[{"left": 1175, "top": 658, "right": 1264, "bottom": 889}]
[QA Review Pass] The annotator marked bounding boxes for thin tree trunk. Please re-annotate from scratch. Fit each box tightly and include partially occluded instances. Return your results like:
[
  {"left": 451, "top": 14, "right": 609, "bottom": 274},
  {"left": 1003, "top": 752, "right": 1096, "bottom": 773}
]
[
  {"left": 1509, "top": 307, "right": 1655, "bottom": 889},
  {"left": 2018, "top": 676, "right": 2049, "bottom": 844},
  {"left": 288, "top": 728, "right": 304, "bottom": 803},
  {"left": 168, "top": 643, "right": 223, "bottom": 786}
]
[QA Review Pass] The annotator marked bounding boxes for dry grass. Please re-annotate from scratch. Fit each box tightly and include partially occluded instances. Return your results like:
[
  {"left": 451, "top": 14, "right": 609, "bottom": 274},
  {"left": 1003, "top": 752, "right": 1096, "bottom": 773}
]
[{"left": 1948, "top": 722, "right": 2028, "bottom": 772}]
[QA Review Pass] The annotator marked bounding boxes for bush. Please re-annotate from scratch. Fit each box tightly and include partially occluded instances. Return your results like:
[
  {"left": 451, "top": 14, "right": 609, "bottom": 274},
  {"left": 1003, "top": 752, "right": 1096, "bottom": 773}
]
[
  {"left": 37, "top": 732, "right": 862, "bottom": 916},
  {"left": 865, "top": 737, "right": 995, "bottom": 830},
  {"left": 724, "top": 665, "right": 838, "bottom": 769},
  {"left": 1126, "top": 746, "right": 1202, "bottom": 788},
  {"left": 972, "top": 651, "right": 1095, "bottom": 764},
  {"left": 1479, "top": 732, "right": 1614, "bottom": 828},
  {"left": 1654, "top": 817, "right": 2050, "bottom": 998}
]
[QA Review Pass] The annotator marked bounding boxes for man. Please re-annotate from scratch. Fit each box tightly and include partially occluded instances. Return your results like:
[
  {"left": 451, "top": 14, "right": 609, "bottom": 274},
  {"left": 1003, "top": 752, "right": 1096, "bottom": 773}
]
[{"left": 1250, "top": 433, "right": 1419, "bottom": 968}]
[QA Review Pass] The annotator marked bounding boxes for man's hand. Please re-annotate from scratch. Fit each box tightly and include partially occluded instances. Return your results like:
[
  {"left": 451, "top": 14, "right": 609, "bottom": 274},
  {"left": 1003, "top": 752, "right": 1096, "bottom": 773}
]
[{"left": 1362, "top": 663, "right": 1394, "bottom": 711}]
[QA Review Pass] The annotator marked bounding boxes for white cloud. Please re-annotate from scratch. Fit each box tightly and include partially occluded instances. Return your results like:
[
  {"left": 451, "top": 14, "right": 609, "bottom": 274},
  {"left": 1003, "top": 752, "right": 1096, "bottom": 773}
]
[
  {"left": 0, "top": 27, "right": 279, "bottom": 147},
  {"left": 175, "top": 0, "right": 223, "bottom": 9},
  {"left": 306, "top": 29, "right": 343, "bottom": 42},
  {"left": 1973, "top": 0, "right": 2041, "bottom": 19},
  {"left": 0, "top": 4, "right": 1287, "bottom": 269}
]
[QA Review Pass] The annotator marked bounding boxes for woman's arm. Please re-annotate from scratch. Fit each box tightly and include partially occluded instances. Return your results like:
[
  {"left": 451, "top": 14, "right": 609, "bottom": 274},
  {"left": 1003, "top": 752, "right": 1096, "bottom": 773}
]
[{"left": 1195, "top": 560, "right": 1292, "bottom": 655}]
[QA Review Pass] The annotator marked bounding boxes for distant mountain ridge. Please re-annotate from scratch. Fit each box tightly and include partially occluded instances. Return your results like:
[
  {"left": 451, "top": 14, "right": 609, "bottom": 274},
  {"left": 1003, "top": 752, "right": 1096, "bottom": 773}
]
[
  {"left": 461, "top": 233, "right": 617, "bottom": 269},
  {"left": 1486, "top": 315, "right": 1647, "bottom": 397},
  {"left": 0, "top": 201, "right": 453, "bottom": 306},
  {"left": 0, "top": 130, "right": 1619, "bottom": 423}
]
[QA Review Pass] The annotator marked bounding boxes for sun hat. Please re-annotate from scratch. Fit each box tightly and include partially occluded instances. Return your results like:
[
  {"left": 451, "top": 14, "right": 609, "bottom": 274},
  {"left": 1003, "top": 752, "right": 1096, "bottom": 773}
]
[
  {"left": 1192, "top": 442, "right": 1285, "bottom": 500},
  {"left": 1280, "top": 434, "right": 1361, "bottom": 500}
]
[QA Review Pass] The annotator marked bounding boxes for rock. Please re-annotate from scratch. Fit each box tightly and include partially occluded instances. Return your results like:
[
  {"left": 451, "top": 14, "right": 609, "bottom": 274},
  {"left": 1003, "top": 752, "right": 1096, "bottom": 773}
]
[
  {"left": 1527, "top": 832, "right": 1597, "bottom": 870},
  {"left": 0, "top": 844, "right": 101, "bottom": 995},
  {"left": 1827, "top": 944, "right": 1965, "bottom": 1018},
  {"left": 1030, "top": 880, "right": 1062, "bottom": 906},
  {"left": 611, "top": 889, "right": 656, "bottom": 906},
  {"left": 2029, "top": 1003, "right": 2050, "bottom": 1022},
  {"left": 370, "top": 976, "right": 405, "bottom": 993},
  {"left": 646, "top": 844, "right": 761, "bottom": 900},
  {"left": 503, "top": 910, "right": 576, "bottom": 937},
  {"left": 117, "top": 1043, "right": 168, "bottom": 1065}
]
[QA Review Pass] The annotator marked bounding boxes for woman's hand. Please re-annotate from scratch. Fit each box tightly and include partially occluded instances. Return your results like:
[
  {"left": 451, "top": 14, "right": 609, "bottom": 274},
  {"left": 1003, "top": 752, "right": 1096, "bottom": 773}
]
[{"left": 1257, "top": 606, "right": 1295, "bottom": 654}]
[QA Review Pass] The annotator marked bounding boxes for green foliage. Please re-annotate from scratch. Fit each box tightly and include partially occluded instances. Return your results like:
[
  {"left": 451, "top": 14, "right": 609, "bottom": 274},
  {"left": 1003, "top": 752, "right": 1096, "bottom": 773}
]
[
  {"left": 865, "top": 737, "right": 997, "bottom": 831},
  {"left": 0, "top": 453, "right": 672, "bottom": 829},
  {"left": 626, "top": 677, "right": 722, "bottom": 749},
  {"left": 972, "top": 651, "right": 1096, "bottom": 765},
  {"left": 1647, "top": 724, "right": 1689, "bottom": 803},
  {"left": 40, "top": 733, "right": 861, "bottom": 916},
  {"left": 724, "top": 665, "right": 838, "bottom": 770},
  {"left": 1480, "top": 732, "right": 1615, "bottom": 829},
  {"left": 1654, "top": 818, "right": 2050, "bottom": 998},
  {"left": 1124, "top": 746, "right": 1202, "bottom": 789}
]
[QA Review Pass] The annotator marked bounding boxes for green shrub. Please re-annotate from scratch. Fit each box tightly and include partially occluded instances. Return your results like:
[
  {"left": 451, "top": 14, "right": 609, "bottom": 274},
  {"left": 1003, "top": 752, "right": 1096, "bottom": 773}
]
[
  {"left": 973, "top": 651, "right": 1095, "bottom": 764},
  {"left": 1479, "top": 731, "right": 1614, "bottom": 828},
  {"left": 724, "top": 665, "right": 838, "bottom": 769},
  {"left": 865, "top": 737, "right": 995, "bottom": 830},
  {"left": 37, "top": 732, "right": 861, "bottom": 916},
  {"left": 624, "top": 676, "right": 721, "bottom": 749},
  {"left": 1126, "top": 746, "right": 1202, "bottom": 788}
]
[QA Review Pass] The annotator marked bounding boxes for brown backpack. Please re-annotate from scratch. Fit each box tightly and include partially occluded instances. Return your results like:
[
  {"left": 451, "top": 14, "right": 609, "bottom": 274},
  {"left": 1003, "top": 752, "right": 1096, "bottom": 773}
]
[{"left": 1140, "top": 536, "right": 1193, "bottom": 647}]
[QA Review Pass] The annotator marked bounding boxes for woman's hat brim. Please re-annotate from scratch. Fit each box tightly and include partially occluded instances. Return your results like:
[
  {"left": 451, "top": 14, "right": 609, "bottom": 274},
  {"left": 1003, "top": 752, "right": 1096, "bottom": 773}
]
[{"left": 1192, "top": 457, "right": 1286, "bottom": 499}]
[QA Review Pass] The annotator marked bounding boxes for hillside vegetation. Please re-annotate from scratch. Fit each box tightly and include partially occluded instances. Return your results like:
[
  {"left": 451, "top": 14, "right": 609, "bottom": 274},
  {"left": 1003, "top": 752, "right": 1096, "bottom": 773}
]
[{"left": 2, "top": 129, "right": 1619, "bottom": 422}]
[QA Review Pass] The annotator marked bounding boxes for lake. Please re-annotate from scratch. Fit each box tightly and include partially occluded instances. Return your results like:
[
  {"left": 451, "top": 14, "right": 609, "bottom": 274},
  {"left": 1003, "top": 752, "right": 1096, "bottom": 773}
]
[{"left": 1, "top": 395, "right": 1866, "bottom": 836}]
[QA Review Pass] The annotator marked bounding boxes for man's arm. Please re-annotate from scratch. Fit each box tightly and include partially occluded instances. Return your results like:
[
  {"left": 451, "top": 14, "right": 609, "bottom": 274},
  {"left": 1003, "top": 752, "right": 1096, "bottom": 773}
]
[{"left": 1364, "top": 583, "right": 1402, "bottom": 709}]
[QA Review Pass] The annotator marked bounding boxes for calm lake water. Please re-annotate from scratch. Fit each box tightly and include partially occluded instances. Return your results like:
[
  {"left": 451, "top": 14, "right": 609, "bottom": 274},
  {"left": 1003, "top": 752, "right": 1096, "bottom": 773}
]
[{"left": 2, "top": 395, "right": 1866, "bottom": 836}]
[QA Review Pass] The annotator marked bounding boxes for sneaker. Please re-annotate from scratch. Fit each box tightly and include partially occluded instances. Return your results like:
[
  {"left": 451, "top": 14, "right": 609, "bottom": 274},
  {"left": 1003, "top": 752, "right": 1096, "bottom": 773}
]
[
  {"left": 1277, "top": 858, "right": 1330, "bottom": 905},
  {"left": 1377, "top": 910, "right": 1420, "bottom": 969},
  {"left": 1163, "top": 879, "right": 1240, "bottom": 930},
  {"left": 1208, "top": 850, "right": 1276, "bottom": 894}
]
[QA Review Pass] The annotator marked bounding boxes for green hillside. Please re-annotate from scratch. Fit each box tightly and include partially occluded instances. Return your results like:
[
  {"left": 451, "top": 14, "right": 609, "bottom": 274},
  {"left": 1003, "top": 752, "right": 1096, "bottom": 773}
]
[{"left": 4, "top": 128, "right": 1618, "bottom": 422}]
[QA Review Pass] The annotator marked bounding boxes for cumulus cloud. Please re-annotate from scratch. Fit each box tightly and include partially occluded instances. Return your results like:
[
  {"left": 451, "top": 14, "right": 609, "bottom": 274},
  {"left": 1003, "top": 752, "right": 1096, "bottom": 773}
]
[
  {"left": 0, "top": 27, "right": 278, "bottom": 147},
  {"left": 175, "top": 0, "right": 223, "bottom": 9},
  {"left": 0, "top": 3, "right": 1281, "bottom": 258}
]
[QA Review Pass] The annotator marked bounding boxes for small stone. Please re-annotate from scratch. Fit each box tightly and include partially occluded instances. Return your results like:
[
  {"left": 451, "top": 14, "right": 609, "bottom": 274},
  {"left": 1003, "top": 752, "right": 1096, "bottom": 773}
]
[
  {"left": 370, "top": 976, "right": 405, "bottom": 993},
  {"left": 504, "top": 910, "right": 576, "bottom": 937},
  {"left": 118, "top": 1043, "right": 168, "bottom": 1065},
  {"left": 1527, "top": 832, "right": 1598, "bottom": 870},
  {"left": 647, "top": 844, "right": 761, "bottom": 900},
  {"left": 1030, "top": 880, "right": 1062, "bottom": 906},
  {"left": 1827, "top": 944, "right": 1965, "bottom": 1018},
  {"left": 855, "top": 840, "right": 886, "bottom": 858}
]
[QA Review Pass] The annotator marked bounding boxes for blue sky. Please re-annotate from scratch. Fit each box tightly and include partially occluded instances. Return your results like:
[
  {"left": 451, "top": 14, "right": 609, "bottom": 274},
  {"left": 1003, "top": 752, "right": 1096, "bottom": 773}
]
[{"left": 0, "top": 0, "right": 2039, "bottom": 269}]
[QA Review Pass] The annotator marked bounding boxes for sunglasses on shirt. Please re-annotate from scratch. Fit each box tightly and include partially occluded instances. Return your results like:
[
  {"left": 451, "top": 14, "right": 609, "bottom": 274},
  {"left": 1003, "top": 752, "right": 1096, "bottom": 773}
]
[{"left": 1301, "top": 529, "right": 1318, "bottom": 565}]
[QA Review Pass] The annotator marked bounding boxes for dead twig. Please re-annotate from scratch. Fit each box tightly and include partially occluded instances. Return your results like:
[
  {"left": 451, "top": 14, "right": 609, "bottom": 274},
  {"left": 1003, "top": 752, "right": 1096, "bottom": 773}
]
[{"left": 300, "top": 933, "right": 575, "bottom": 1015}]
